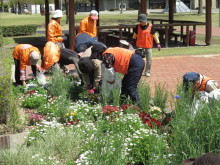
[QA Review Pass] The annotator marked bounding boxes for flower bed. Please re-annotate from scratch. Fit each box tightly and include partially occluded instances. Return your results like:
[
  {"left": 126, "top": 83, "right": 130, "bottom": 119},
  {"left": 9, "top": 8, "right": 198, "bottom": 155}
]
[{"left": 1, "top": 72, "right": 220, "bottom": 165}]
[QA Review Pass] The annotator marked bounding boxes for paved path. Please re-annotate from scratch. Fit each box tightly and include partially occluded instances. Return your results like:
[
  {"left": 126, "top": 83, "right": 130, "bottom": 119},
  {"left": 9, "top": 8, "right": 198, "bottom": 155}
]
[{"left": 141, "top": 54, "right": 220, "bottom": 94}]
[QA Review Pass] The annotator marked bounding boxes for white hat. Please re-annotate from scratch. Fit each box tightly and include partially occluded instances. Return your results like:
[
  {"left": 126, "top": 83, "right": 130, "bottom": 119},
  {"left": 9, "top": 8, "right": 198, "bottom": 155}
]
[
  {"left": 90, "top": 10, "right": 98, "bottom": 20},
  {"left": 52, "top": 9, "right": 63, "bottom": 18},
  {"left": 30, "top": 51, "right": 40, "bottom": 65}
]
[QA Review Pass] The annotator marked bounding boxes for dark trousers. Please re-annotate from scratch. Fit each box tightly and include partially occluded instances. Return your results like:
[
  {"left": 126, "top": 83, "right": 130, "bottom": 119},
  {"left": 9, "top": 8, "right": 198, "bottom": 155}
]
[
  {"left": 14, "top": 58, "right": 36, "bottom": 85},
  {"left": 121, "top": 54, "right": 145, "bottom": 103},
  {"left": 59, "top": 48, "right": 81, "bottom": 75}
]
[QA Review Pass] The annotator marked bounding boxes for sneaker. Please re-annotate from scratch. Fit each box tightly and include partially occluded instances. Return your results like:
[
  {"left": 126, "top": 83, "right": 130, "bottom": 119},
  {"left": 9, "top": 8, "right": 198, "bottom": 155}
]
[{"left": 146, "top": 73, "right": 151, "bottom": 77}]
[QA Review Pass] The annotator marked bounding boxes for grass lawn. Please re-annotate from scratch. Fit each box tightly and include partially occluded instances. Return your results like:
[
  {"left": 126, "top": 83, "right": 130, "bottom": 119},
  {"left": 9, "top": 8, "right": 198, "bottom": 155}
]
[{"left": 1, "top": 12, "right": 220, "bottom": 56}]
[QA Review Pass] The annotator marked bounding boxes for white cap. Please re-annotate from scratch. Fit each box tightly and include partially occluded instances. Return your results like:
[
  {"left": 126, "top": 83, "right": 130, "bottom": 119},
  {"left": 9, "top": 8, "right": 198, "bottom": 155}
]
[
  {"left": 90, "top": 10, "right": 98, "bottom": 20},
  {"left": 52, "top": 9, "right": 63, "bottom": 18},
  {"left": 30, "top": 51, "right": 40, "bottom": 65}
]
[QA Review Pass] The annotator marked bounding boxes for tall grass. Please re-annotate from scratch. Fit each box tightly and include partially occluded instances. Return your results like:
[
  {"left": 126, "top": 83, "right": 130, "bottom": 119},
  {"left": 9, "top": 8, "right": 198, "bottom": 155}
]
[
  {"left": 0, "top": 126, "right": 83, "bottom": 165},
  {"left": 138, "top": 82, "right": 151, "bottom": 111},
  {"left": 170, "top": 85, "right": 220, "bottom": 164},
  {"left": 153, "top": 83, "right": 169, "bottom": 110},
  {"left": 47, "top": 70, "right": 72, "bottom": 98}
]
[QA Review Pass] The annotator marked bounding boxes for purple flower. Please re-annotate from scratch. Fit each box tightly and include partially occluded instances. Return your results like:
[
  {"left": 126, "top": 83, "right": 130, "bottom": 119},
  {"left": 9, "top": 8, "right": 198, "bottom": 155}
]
[{"left": 174, "top": 95, "right": 181, "bottom": 99}]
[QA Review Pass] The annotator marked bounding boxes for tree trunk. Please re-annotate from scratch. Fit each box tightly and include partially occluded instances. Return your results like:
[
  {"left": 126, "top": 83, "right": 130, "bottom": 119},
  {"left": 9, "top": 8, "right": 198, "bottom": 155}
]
[
  {"left": 198, "top": 0, "right": 203, "bottom": 14},
  {"left": 18, "top": 1, "right": 21, "bottom": 14},
  {"left": 64, "top": 0, "right": 69, "bottom": 24}
]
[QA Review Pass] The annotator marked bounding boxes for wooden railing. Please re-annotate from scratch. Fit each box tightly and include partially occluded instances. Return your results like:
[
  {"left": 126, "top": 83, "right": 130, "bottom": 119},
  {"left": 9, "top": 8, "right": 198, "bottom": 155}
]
[{"left": 68, "top": 20, "right": 206, "bottom": 48}]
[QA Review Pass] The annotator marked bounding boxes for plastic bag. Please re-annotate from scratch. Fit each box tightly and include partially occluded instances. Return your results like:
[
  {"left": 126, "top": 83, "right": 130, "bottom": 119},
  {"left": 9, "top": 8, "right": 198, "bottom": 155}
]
[{"left": 36, "top": 70, "right": 47, "bottom": 85}]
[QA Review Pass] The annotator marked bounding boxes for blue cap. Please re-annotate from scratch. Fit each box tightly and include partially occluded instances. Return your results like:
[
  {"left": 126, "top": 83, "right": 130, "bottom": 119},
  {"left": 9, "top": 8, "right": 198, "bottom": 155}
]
[{"left": 183, "top": 72, "right": 199, "bottom": 83}]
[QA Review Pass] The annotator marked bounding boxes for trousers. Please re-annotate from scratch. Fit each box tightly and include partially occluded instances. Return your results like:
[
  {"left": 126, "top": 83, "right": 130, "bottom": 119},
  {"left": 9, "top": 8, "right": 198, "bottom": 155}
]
[{"left": 121, "top": 54, "right": 145, "bottom": 104}]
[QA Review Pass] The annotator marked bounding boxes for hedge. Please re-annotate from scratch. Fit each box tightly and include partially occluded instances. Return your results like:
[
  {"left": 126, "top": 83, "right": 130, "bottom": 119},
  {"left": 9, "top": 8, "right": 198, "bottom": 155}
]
[
  {"left": 1, "top": 25, "right": 37, "bottom": 37},
  {"left": 0, "top": 27, "right": 3, "bottom": 47}
]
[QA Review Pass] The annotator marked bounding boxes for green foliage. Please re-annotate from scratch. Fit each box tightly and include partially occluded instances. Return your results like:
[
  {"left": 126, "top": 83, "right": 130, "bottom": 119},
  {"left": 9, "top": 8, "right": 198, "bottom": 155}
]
[
  {"left": 170, "top": 85, "right": 220, "bottom": 164},
  {"left": 153, "top": 83, "right": 169, "bottom": 110},
  {"left": 47, "top": 70, "right": 72, "bottom": 97},
  {"left": 0, "top": 48, "right": 13, "bottom": 124},
  {"left": 138, "top": 83, "right": 151, "bottom": 111},
  {"left": 0, "top": 126, "right": 83, "bottom": 165},
  {"left": 37, "top": 96, "right": 71, "bottom": 123},
  {"left": 21, "top": 94, "right": 47, "bottom": 109},
  {"left": 0, "top": 48, "right": 25, "bottom": 131},
  {"left": 0, "top": 26, "right": 3, "bottom": 47},
  {"left": 1, "top": 25, "right": 37, "bottom": 37}
]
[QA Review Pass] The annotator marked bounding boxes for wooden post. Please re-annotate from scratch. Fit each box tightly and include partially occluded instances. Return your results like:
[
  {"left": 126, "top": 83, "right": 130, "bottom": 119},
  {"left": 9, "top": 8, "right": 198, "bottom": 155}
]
[
  {"left": 45, "top": 0, "right": 50, "bottom": 39},
  {"left": 54, "top": 0, "right": 60, "bottom": 10},
  {"left": 69, "top": 0, "right": 75, "bottom": 50},
  {"left": 206, "top": 0, "right": 212, "bottom": 46},
  {"left": 139, "top": 0, "right": 147, "bottom": 14},
  {"left": 95, "top": 0, "right": 100, "bottom": 26},
  {"left": 169, "top": 0, "right": 174, "bottom": 24}
]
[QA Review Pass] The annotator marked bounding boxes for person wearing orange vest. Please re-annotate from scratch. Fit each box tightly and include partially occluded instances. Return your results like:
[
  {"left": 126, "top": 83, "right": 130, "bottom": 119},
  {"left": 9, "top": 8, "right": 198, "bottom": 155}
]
[
  {"left": 78, "top": 10, "right": 98, "bottom": 38},
  {"left": 47, "top": 9, "right": 64, "bottom": 48},
  {"left": 42, "top": 42, "right": 82, "bottom": 82},
  {"left": 132, "top": 13, "right": 161, "bottom": 77},
  {"left": 13, "top": 44, "right": 41, "bottom": 86},
  {"left": 90, "top": 43, "right": 145, "bottom": 105},
  {"left": 183, "top": 72, "right": 219, "bottom": 93}
]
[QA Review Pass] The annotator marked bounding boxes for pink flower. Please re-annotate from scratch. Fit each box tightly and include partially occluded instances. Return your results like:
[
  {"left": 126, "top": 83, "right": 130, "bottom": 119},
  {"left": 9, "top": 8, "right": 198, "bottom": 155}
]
[{"left": 28, "top": 114, "right": 43, "bottom": 125}]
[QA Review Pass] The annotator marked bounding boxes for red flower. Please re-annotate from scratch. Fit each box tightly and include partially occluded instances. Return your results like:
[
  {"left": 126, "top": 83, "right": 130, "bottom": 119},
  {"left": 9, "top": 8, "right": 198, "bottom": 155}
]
[
  {"left": 102, "top": 105, "right": 120, "bottom": 115},
  {"left": 65, "top": 119, "right": 80, "bottom": 125},
  {"left": 138, "top": 111, "right": 162, "bottom": 128},
  {"left": 120, "top": 104, "right": 140, "bottom": 111},
  {"left": 26, "top": 90, "right": 36, "bottom": 95}
]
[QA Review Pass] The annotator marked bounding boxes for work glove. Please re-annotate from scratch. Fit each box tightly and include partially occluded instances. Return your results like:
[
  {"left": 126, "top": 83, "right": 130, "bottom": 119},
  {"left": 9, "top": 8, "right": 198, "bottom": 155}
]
[
  {"left": 157, "top": 43, "right": 161, "bottom": 51},
  {"left": 88, "top": 88, "right": 96, "bottom": 94}
]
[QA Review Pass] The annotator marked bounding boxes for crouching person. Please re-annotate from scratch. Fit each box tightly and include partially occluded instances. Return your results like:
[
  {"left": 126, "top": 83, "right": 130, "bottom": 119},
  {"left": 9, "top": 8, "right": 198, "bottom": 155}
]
[
  {"left": 90, "top": 43, "right": 145, "bottom": 106},
  {"left": 78, "top": 57, "right": 102, "bottom": 94},
  {"left": 13, "top": 44, "right": 41, "bottom": 86},
  {"left": 42, "top": 41, "right": 83, "bottom": 82},
  {"left": 183, "top": 72, "right": 219, "bottom": 102}
]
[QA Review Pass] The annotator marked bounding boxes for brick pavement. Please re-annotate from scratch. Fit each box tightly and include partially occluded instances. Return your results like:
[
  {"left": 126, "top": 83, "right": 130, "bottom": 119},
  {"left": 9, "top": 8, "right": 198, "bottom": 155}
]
[{"left": 141, "top": 54, "right": 220, "bottom": 94}]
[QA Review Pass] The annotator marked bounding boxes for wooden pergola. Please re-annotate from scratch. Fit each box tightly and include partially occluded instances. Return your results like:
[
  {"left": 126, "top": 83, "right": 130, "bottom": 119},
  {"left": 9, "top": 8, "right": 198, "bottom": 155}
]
[{"left": 44, "top": 0, "right": 212, "bottom": 49}]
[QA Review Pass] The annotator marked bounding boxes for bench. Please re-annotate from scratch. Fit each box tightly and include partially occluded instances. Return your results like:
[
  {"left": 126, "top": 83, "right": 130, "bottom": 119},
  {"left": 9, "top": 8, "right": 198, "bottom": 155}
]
[{"left": 170, "top": 33, "right": 187, "bottom": 45}]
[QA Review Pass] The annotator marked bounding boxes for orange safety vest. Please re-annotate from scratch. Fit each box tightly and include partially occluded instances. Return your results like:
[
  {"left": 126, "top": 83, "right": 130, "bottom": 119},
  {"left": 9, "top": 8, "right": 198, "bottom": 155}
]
[
  {"left": 79, "top": 16, "right": 97, "bottom": 37},
  {"left": 13, "top": 44, "right": 40, "bottom": 70},
  {"left": 102, "top": 47, "right": 134, "bottom": 74},
  {"left": 43, "top": 41, "right": 60, "bottom": 70},
  {"left": 47, "top": 20, "right": 63, "bottom": 43},
  {"left": 136, "top": 24, "right": 153, "bottom": 48},
  {"left": 199, "top": 75, "right": 213, "bottom": 91}
]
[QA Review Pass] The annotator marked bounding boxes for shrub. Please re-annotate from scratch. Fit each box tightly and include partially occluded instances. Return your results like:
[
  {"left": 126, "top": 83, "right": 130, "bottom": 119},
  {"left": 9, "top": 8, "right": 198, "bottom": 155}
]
[
  {"left": 47, "top": 70, "right": 72, "bottom": 98},
  {"left": 0, "top": 27, "right": 3, "bottom": 47},
  {"left": 0, "top": 48, "right": 25, "bottom": 131},
  {"left": 1, "top": 25, "right": 37, "bottom": 37}
]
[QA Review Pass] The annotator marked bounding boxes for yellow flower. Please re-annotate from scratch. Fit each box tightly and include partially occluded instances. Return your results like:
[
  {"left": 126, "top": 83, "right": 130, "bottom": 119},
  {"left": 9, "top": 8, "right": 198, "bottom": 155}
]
[
  {"left": 65, "top": 113, "right": 69, "bottom": 117},
  {"left": 70, "top": 111, "right": 77, "bottom": 116}
]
